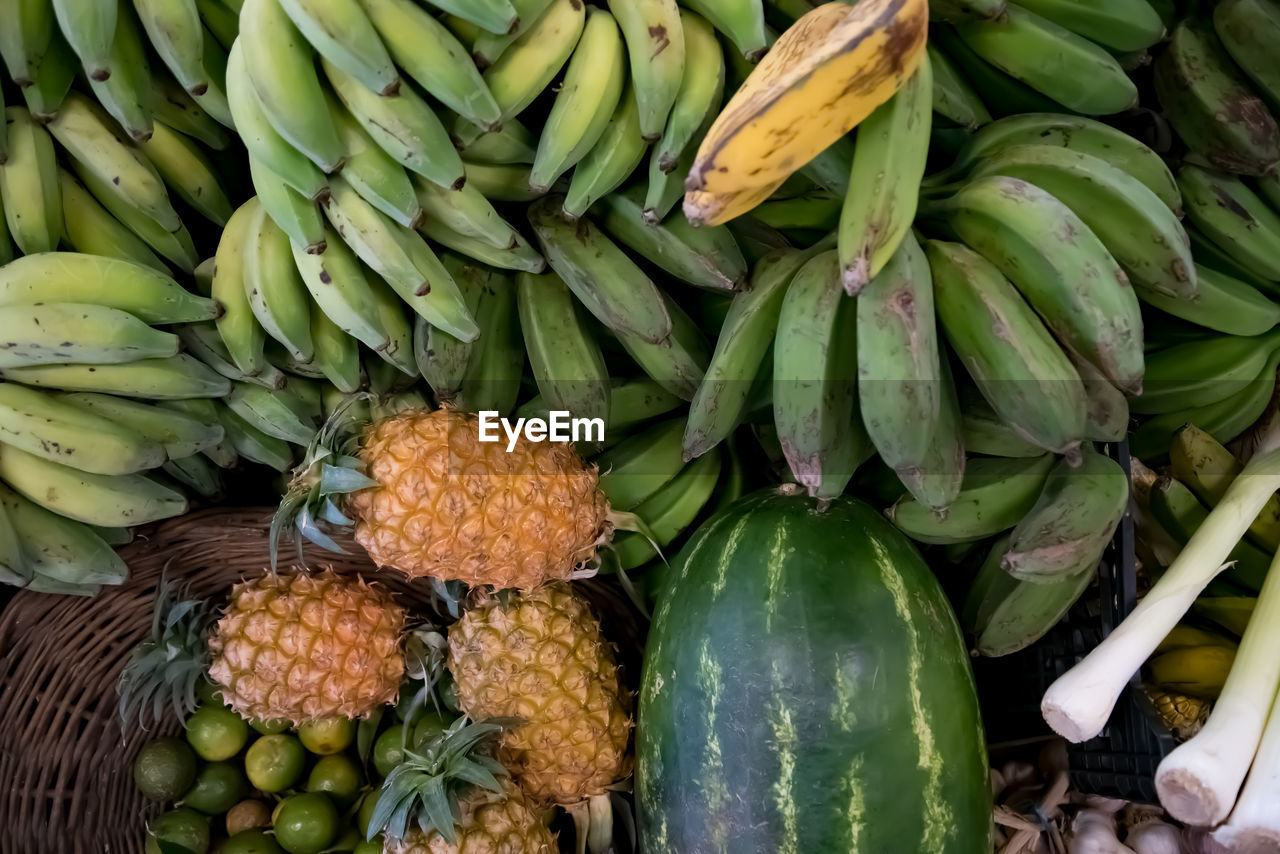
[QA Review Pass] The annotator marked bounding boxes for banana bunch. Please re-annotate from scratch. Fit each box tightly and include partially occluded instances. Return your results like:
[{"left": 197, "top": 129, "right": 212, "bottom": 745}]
[
  {"left": 0, "top": 0, "right": 238, "bottom": 139},
  {"left": 0, "top": 251, "right": 232, "bottom": 595},
  {"left": 1155, "top": 7, "right": 1280, "bottom": 177},
  {"left": 926, "top": 0, "right": 1160, "bottom": 122}
]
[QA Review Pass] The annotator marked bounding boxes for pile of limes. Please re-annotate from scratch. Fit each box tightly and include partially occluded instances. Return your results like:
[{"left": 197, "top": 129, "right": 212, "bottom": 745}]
[{"left": 134, "top": 683, "right": 450, "bottom": 854}]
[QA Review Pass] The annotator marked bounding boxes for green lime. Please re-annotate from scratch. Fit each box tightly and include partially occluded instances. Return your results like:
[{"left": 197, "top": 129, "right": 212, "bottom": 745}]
[
  {"left": 134, "top": 737, "right": 198, "bottom": 801},
  {"left": 412, "top": 711, "right": 449, "bottom": 749},
  {"left": 186, "top": 706, "right": 250, "bottom": 761},
  {"left": 306, "top": 754, "right": 363, "bottom": 806},
  {"left": 244, "top": 734, "right": 306, "bottom": 792},
  {"left": 273, "top": 793, "right": 340, "bottom": 854},
  {"left": 297, "top": 717, "right": 356, "bottom": 755},
  {"left": 330, "top": 827, "right": 361, "bottom": 851},
  {"left": 181, "top": 761, "right": 248, "bottom": 815},
  {"left": 372, "top": 726, "right": 411, "bottom": 778},
  {"left": 249, "top": 718, "right": 290, "bottom": 735},
  {"left": 145, "top": 807, "right": 210, "bottom": 854},
  {"left": 353, "top": 839, "right": 383, "bottom": 854},
  {"left": 356, "top": 790, "right": 381, "bottom": 837},
  {"left": 225, "top": 800, "right": 273, "bottom": 836},
  {"left": 214, "top": 829, "right": 283, "bottom": 854},
  {"left": 392, "top": 686, "right": 420, "bottom": 721}
]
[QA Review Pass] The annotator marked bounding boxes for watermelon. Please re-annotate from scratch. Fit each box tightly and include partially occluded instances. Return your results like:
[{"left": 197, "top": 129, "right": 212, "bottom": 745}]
[{"left": 637, "top": 485, "right": 991, "bottom": 853}]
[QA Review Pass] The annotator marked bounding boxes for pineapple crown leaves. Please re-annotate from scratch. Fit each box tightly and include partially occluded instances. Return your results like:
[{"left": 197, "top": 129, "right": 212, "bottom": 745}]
[
  {"left": 367, "top": 715, "right": 512, "bottom": 846},
  {"left": 117, "top": 574, "right": 214, "bottom": 731}
]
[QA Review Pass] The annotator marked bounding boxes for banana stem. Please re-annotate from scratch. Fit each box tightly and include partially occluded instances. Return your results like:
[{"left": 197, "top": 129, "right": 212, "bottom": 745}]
[
  {"left": 1041, "top": 431, "right": 1280, "bottom": 743},
  {"left": 1154, "top": 543, "right": 1280, "bottom": 826}
]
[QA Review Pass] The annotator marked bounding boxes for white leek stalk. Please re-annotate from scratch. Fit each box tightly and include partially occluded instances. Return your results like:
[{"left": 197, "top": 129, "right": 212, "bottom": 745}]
[
  {"left": 1041, "top": 436, "right": 1280, "bottom": 743},
  {"left": 1154, "top": 545, "right": 1280, "bottom": 825},
  {"left": 1214, "top": 669, "right": 1280, "bottom": 849}
]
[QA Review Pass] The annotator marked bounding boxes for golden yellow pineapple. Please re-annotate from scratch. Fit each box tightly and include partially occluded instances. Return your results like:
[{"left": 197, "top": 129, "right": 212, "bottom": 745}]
[
  {"left": 447, "top": 583, "right": 632, "bottom": 805},
  {"left": 383, "top": 782, "right": 555, "bottom": 854},
  {"left": 208, "top": 569, "right": 406, "bottom": 724}
]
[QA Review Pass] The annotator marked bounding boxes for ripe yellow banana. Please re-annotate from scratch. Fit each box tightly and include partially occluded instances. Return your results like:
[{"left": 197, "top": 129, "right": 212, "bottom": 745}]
[{"left": 685, "top": 0, "right": 927, "bottom": 202}]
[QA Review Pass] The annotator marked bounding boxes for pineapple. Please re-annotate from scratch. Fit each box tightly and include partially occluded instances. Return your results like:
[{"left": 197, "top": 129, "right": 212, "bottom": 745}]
[
  {"left": 208, "top": 569, "right": 406, "bottom": 725},
  {"left": 383, "top": 782, "right": 555, "bottom": 854},
  {"left": 279, "top": 405, "right": 612, "bottom": 591},
  {"left": 447, "top": 583, "right": 631, "bottom": 805}
]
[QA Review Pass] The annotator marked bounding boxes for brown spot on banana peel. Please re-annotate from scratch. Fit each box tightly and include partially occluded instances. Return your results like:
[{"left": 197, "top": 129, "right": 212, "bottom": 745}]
[
  {"left": 1212, "top": 184, "right": 1253, "bottom": 220},
  {"left": 648, "top": 25, "right": 670, "bottom": 57}
]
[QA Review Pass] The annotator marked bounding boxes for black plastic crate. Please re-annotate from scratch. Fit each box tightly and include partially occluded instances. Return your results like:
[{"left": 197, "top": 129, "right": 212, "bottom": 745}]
[{"left": 974, "top": 440, "right": 1175, "bottom": 803}]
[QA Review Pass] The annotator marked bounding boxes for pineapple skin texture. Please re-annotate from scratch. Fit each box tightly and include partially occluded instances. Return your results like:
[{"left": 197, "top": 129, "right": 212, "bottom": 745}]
[
  {"left": 349, "top": 409, "right": 610, "bottom": 591},
  {"left": 208, "top": 570, "right": 406, "bottom": 725},
  {"left": 448, "top": 584, "right": 632, "bottom": 805},
  {"left": 383, "top": 784, "right": 555, "bottom": 854}
]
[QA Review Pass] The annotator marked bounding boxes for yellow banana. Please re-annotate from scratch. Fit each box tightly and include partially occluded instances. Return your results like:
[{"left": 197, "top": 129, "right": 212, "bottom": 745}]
[{"left": 685, "top": 0, "right": 927, "bottom": 202}]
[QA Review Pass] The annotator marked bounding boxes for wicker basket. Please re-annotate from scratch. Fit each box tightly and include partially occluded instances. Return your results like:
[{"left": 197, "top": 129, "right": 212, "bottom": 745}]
[{"left": 0, "top": 509, "right": 452, "bottom": 854}]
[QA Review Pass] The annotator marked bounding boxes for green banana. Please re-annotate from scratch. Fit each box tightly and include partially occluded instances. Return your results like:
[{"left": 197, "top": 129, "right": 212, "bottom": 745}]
[
  {"left": 1128, "top": 348, "right": 1280, "bottom": 459},
  {"left": 189, "top": 25, "right": 233, "bottom": 128},
  {"left": 887, "top": 453, "right": 1055, "bottom": 544},
  {"left": 197, "top": 0, "right": 239, "bottom": 49},
  {"left": 0, "top": 107, "right": 62, "bottom": 255},
  {"left": 455, "top": 117, "right": 537, "bottom": 164},
  {"left": 934, "top": 174, "right": 1144, "bottom": 394},
  {"left": 1149, "top": 474, "right": 1269, "bottom": 593},
  {"left": 0, "top": 492, "right": 27, "bottom": 584},
  {"left": 798, "top": 135, "right": 855, "bottom": 196},
  {"left": 969, "top": 144, "right": 1194, "bottom": 302},
  {"left": 608, "top": 0, "right": 685, "bottom": 140},
  {"left": 563, "top": 87, "right": 648, "bottom": 219},
  {"left": 964, "top": 533, "right": 1095, "bottom": 657},
  {"left": 1002, "top": 447, "right": 1128, "bottom": 582},
  {"left": 162, "top": 454, "right": 224, "bottom": 500},
  {"left": 324, "top": 57, "right": 464, "bottom": 191},
  {"left": 472, "top": 0, "right": 554, "bottom": 68},
  {"left": 1187, "top": 224, "right": 1279, "bottom": 296},
  {"left": 682, "top": 0, "right": 766, "bottom": 59},
  {"left": 1015, "top": 0, "right": 1165, "bottom": 51},
  {"left": 928, "top": 239, "right": 1088, "bottom": 457},
  {"left": 614, "top": 293, "right": 711, "bottom": 401},
  {"left": 150, "top": 76, "right": 231, "bottom": 150},
  {"left": 178, "top": 322, "right": 286, "bottom": 389},
  {"left": 752, "top": 192, "right": 842, "bottom": 232},
  {"left": 22, "top": 30, "right": 77, "bottom": 123},
  {"left": 683, "top": 248, "right": 810, "bottom": 461},
  {"left": 649, "top": 10, "right": 723, "bottom": 176},
  {"left": 1068, "top": 349, "right": 1128, "bottom": 443},
  {"left": 928, "top": 0, "right": 1007, "bottom": 22},
  {"left": 930, "top": 111, "right": 1182, "bottom": 214},
  {"left": 277, "top": 0, "right": 398, "bottom": 94},
  {"left": 464, "top": 162, "right": 544, "bottom": 203},
  {"left": 57, "top": 170, "right": 167, "bottom": 272},
  {"left": 0, "top": 303, "right": 179, "bottom": 368},
  {"left": 774, "top": 249, "right": 871, "bottom": 499},
  {"left": 598, "top": 186, "right": 746, "bottom": 291},
  {"left": 1139, "top": 264, "right": 1280, "bottom": 337},
  {"left": 137, "top": 121, "right": 233, "bottom": 225},
  {"left": 226, "top": 381, "right": 318, "bottom": 445},
  {"left": 456, "top": 273, "right": 524, "bottom": 415},
  {"left": 0, "top": 252, "right": 215, "bottom": 322},
  {"left": 1154, "top": 19, "right": 1280, "bottom": 176},
  {"left": 0, "top": 443, "right": 186, "bottom": 526},
  {"left": 83, "top": 5, "right": 153, "bottom": 139},
  {"left": 213, "top": 200, "right": 268, "bottom": 376},
  {"left": 363, "top": 0, "right": 502, "bottom": 130},
  {"left": 239, "top": 0, "right": 344, "bottom": 172},
  {"left": 1178, "top": 165, "right": 1280, "bottom": 282},
  {"left": 895, "top": 356, "right": 966, "bottom": 511},
  {"left": 0, "top": 356, "right": 232, "bottom": 399},
  {"left": 928, "top": 42, "right": 991, "bottom": 130},
  {"left": 528, "top": 195, "right": 672, "bottom": 345},
  {"left": 308, "top": 307, "right": 362, "bottom": 394},
  {"left": 72, "top": 158, "right": 198, "bottom": 273},
  {"left": 416, "top": 257, "right": 486, "bottom": 404},
  {"left": 133, "top": 0, "right": 207, "bottom": 96},
  {"left": 959, "top": 388, "right": 1046, "bottom": 457},
  {"left": 0, "top": 483, "right": 128, "bottom": 586},
  {"left": 1215, "top": 0, "right": 1280, "bottom": 110},
  {"left": 838, "top": 54, "right": 932, "bottom": 293},
  {"left": 1133, "top": 330, "right": 1280, "bottom": 414},
  {"left": 516, "top": 270, "right": 610, "bottom": 428},
  {"left": 61, "top": 392, "right": 224, "bottom": 460},
  {"left": 416, "top": 216, "right": 546, "bottom": 274},
  {"left": 530, "top": 7, "right": 626, "bottom": 192},
  {"left": 1169, "top": 423, "right": 1280, "bottom": 553},
  {"left": 163, "top": 396, "right": 238, "bottom": 468},
  {"left": 421, "top": 0, "right": 517, "bottom": 35},
  {"left": 413, "top": 174, "right": 517, "bottom": 249},
  {"left": 0, "top": 0, "right": 54, "bottom": 87},
  {"left": 595, "top": 416, "right": 688, "bottom": 511},
  {"left": 248, "top": 156, "right": 326, "bottom": 254},
  {"left": 244, "top": 202, "right": 314, "bottom": 362},
  {"left": 52, "top": 0, "right": 115, "bottom": 81},
  {"left": 226, "top": 40, "right": 328, "bottom": 201},
  {"left": 613, "top": 447, "right": 722, "bottom": 569},
  {"left": 291, "top": 228, "right": 390, "bottom": 353},
  {"left": 858, "top": 234, "right": 944, "bottom": 480},
  {"left": 0, "top": 383, "right": 166, "bottom": 475},
  {"left": 600, "top": 379, "right": 682, "bottom": 437},
  {"left": 216, "top": 404, "right": 294, "bottom": 471},
  {"left": 954, "top": 5, "right": 1137, "bottom": 115}
]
